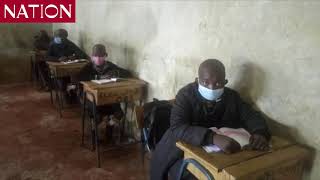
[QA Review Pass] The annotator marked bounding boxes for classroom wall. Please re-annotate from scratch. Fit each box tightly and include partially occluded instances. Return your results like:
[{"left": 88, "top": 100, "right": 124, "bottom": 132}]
[
  {"left": 0, "top": 24, "right": 52, "bottom": 84},
  {"left": 54, "top": 1, "right": 320, "bottom": 179}
]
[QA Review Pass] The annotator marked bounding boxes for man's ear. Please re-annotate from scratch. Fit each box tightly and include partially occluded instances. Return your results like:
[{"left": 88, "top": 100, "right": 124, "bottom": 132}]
[
  {"left": 195, "top": 77, "right": 199, "bottom": 83},
  {"left": 225, "top": 79, "right": 228, "bottom": 85}
]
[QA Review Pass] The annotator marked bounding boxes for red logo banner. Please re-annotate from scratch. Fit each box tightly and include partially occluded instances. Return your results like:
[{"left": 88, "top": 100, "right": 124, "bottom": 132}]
[{"left": 0, "top": 0, "right": 76, "bottom": 23}]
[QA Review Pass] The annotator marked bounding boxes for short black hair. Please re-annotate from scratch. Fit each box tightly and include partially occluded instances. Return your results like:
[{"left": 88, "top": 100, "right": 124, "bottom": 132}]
[
  {"left": 198, "top": 59, "right": 225, "bottom": 78},
  {"left": 54, "top": 29, "right": 68, "bottom": 38},
  {"left": 92, "top": 44, "right": 108, "bottom": 56},
  {"left": 93, "top": 44, "right": 105, "bottom": 51}
]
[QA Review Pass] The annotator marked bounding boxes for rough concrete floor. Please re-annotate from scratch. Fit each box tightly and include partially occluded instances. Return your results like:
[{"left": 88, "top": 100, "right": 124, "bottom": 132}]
[{"left": 0, "top": 83, "right": 148, "bottom": 180}]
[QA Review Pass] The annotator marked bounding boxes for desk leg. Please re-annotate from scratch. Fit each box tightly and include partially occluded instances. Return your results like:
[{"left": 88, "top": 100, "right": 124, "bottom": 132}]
[
  {"left": 49, "top": 78, "right": 53, "bottom": 105},
  {"left": 53, "top": 75, "right": 62, "bottom": 118},
  {"left": 50, "top": 92, "right": 53, "bottom": 104},
  {"left": 92, "top": 98, "right": 101, "bottom": 168},
  {"left": 30, "top": 56, "right": 34, "bottom": 83},
  {"left": 121, "top": 98, "right": 128, "bottom": 141},
  {"left": 91, "top": 118, "right": 95, "bottom": 151},
  {"left": 81, "top": 92, "right": 86, "bottom": 146},
  {"left": 59, "top": 87, "right": 64, "bottom": 109},
  {"left": 54, "top": 79, "right": 59, "bottom": 104},
  {"left": 129, "top": 102, "right": 135, "bottom": 139}
]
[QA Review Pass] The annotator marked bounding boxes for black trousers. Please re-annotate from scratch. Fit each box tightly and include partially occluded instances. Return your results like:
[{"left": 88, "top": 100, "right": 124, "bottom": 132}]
[
  {"left": 56, "top": 77, "right": 71, "bottom": 91},
  {"left": 150, "top": 130, "right": 197, "bottom": 180}
]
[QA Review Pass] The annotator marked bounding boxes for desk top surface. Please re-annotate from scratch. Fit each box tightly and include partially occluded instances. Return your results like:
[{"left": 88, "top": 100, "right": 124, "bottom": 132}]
[
  {"left": 81, "top": 78, "right": 147, "bottom": 90},
  {"left": 176, "top": 136, "right": 294, "bottom": 172},
  {"left": 46, "top": 60, "right": 89, "bottom": 67}
]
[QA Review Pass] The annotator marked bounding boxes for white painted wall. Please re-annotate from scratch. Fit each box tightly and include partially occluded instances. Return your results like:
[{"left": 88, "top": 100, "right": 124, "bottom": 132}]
[{"left": 55, "top": 1, "right": 320, "bottom": 179}]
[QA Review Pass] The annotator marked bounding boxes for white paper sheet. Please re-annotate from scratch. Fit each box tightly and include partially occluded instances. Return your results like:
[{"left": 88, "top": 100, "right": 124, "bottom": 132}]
[
  {"left": 62, "top": 59, "right": 87, "bottom": 64},
  {"left": 91, "top": 78, "right": 117, "bottom": 84},
  {"left": 203, "top": 144, "right": 221, "bottom": 153}
]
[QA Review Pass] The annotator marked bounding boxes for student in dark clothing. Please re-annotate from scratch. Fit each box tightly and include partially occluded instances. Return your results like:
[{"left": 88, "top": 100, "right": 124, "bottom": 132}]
[
  {"left": 150, "top": 59, "right": 270, "bottom": 180},
  {"left": 33, "top": 30, "right": 51, "bottom": 90},
  {"left": 33, "top": 30, "right": 51, "bottom": 50},
  {"left": 47, "top": 29, "right": 88, "bottom": 61},
  {"left": 77, "top": 44, "right": 131, "bottom": 131},
  {"left": 78, "top": 44, "right": 131, "bottom": 81},
  {"left": 47, "top": 29, "right": 88, "bottom": 103}
]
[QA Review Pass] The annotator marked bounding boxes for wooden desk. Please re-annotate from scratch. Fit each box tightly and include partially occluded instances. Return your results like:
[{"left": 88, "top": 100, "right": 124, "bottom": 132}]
[
  {"left": 47, "top": 61, "right": 88, "bottom": 78},
  {"left": 47, "top": 61, "right": 88, "bottom": 117},
  {"left": 176, "top": 137, "right": 310, "bottom": 180},
  {"left": 81, "top": 78, "right": 147, "bottom": 167},
  {"left": 81, "top": 78, "right": 147, "bottom": 106}
]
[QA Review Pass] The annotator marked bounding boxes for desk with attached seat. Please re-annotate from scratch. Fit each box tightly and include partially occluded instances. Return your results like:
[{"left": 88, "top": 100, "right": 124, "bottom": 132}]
[
  {"left": 81, "top": 78, "right": 147, "bottom": 167},
  {"left": 47, "top": 61, "right": 88, "bottom": 117}
]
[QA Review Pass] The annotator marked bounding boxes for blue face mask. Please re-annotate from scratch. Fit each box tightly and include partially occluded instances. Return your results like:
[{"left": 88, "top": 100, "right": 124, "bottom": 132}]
[
  {"left": 198, "top": 83, "right": 224, "bottom": 101},
  {"left": 54, "top": 37, "right": 62, "bottom": 44}
]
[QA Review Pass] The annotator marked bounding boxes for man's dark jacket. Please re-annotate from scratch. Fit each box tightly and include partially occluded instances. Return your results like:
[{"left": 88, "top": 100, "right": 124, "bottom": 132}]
[
  {"left": 150, "top": 82, "right": 270, "bottom": 180},
  {"left": 77, "top": 61, "right": 131, "bottom": 81},
  {"left": 47, "top": 39, "right": 88, "bottom": 60}
]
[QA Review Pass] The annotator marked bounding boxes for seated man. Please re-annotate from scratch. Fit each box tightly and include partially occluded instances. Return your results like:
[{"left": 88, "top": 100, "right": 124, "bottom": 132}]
[
  {"left": 47, "top": 29, "right": 88, "bottom": 62},
  {"left": 77, "top": 44, "right": 131, "bottom": 137},
  {"left": 33, "top": 30, "right": 51, "bottom": 90},
  {"left": 150, "top": 59, "right": 270, "bottom": 180},
  {"left": 47, "top": 29, "right": 88, "bottom": 103},
  {"left": 78, "top": 44, "right": 131, "bottom": 81},
  {"left": 34, "top": 30, "right": 51, "bottom": 51}
]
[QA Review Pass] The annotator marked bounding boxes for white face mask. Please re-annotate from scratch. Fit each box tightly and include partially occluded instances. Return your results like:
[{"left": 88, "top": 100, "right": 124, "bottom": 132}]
[
  {"left": 198, "top": 83, "right": 224, "bottom": 101},
  {"left": 54, "top": 37, "right": 62, "bottom": 44}
]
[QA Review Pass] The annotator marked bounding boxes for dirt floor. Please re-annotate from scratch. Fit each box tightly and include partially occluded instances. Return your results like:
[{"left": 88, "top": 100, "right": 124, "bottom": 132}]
[{"left": 0, "top": 83, "right": 148, "bottom": 180}]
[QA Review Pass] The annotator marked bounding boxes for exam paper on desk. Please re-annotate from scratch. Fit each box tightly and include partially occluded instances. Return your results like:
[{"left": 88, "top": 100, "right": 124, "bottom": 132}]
[
  {"left": 62, "top": 59, "right": 87, "bottom": 64},
  {"left": 91, "top": 78, "right": 117, "bottom": 84}
]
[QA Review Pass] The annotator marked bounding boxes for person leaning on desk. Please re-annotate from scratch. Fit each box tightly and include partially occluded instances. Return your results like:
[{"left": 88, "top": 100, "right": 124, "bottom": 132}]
[
  {"left": 77, "top": 44, "right": 131, "bottom": 136},
  {"left": 150, "top": 59, "right": 271, "bottom": 180},
  {"left": 46, "top": 28, "right": 89, "bottom": 104}
]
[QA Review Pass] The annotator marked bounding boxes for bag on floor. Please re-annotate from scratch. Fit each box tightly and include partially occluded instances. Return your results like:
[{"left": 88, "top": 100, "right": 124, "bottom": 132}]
[{"left": 142, "top": 98, "right": 172, "bottom": 152}]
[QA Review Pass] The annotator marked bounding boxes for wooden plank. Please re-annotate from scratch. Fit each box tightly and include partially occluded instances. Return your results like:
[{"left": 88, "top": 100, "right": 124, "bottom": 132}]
[
  {"left": 82, "top": 78, "right": 147, "bottom": 106},
  {"left": 47, "top": 61, "right": 88, "bottom": 78},
  {"left": 46, "top": 61, "right": 88, "bottom": 67},
  {"left": 176, "top": 136, "right": 293, "bottom": 172},
  {"left": 223, "top": 145, "right": 309, "bottom": 180},
  {"left": 81, "top": 78, "right": 147, "bottom": 89},
  {"left": 81, "top": 79, "right": 146, "bottom": 93}
]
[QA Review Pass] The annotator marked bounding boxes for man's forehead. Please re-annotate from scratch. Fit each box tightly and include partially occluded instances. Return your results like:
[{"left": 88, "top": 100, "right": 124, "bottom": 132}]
[{"left": 199, "top": 67, "right": 224, "bottom": 78}]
